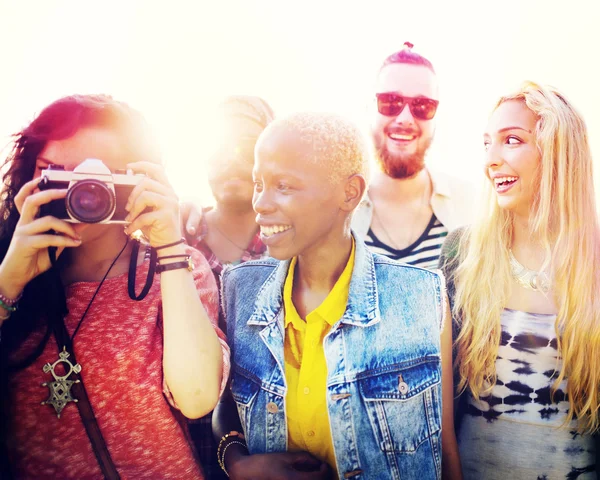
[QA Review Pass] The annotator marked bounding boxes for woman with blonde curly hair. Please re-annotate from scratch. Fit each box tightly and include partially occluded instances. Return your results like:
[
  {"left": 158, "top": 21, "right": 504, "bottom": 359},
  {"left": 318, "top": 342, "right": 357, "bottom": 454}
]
[{"left": 439, "top": 82, "right": 600, "bottom": 478}]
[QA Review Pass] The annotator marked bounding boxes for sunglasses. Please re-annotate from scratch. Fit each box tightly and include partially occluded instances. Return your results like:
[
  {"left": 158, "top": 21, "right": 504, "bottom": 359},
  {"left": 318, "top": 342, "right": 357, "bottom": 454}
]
[{"left": 376, "top": 93, "right": 439, "bottom": 120}]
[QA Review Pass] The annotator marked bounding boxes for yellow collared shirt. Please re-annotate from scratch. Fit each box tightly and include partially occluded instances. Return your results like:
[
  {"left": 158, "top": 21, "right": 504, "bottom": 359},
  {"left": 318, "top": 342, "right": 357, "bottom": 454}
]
[{"left": 283, "top": 241, "right": 355, "bottom": 473}]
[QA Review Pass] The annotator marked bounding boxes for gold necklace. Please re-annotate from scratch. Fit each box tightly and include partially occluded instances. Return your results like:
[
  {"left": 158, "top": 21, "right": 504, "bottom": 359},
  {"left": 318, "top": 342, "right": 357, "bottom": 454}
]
[
  {"left": 372, "top": 206, "right": 402, "bottom": 250},
  {"left": 508, "top": 250, "right": 551, "bottom": 293},
  {"left": 212, "top": 221, "right": 254, "bottom": 251}
]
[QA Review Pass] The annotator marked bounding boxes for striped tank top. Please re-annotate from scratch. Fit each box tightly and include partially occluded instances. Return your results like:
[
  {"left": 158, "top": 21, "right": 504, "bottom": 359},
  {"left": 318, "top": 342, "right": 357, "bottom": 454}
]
[{"left": 364, "top": 213, "right": 448, "bottom": 269}]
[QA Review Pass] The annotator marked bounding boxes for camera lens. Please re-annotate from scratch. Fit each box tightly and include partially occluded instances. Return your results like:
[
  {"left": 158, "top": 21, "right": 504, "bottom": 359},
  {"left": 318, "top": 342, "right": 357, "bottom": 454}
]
[{"left": 66, "top": 180, "right": 116, "bottom": 223}]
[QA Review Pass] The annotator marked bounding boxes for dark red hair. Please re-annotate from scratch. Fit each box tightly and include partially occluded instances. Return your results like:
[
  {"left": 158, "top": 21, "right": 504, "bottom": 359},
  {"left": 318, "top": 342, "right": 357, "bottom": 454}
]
[{"left": 0, "top": 94, "right": 160, "bottom": 238}]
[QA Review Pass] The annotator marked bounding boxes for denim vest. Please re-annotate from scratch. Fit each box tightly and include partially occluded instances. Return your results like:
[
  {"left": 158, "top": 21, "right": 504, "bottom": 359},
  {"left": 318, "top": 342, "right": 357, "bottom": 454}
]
[{"left": 222, "top": 236, "right": 445, "bottom": 480}]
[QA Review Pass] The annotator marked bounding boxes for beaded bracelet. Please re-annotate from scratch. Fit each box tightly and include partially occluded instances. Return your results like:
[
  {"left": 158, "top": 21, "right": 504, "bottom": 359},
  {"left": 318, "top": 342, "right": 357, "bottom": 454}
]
[
  {"left": 216, "top": 431, "right": 246, "bottom": 469},
  {"left": 0, "top": 298, "right": 17, "bottom": 313},
  {"left": 216, "top": 431, "right": 245, "bottom": 459},
  {"left": 0, "top": 291, "right": 22, "bottom": 307},
  {"left": 218, "top": 440, "right": 248, "bottom": 477}
]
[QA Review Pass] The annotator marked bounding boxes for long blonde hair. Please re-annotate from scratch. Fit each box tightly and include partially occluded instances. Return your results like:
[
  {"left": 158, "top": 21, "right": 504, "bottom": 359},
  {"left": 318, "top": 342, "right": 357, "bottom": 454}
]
[{"left": 453, "top": 81, "right": 600, "bottom": 433}]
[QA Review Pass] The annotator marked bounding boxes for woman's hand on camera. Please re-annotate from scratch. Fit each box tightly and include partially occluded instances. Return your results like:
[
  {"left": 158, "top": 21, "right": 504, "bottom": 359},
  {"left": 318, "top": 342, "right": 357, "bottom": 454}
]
[
  {"left": 123, "top": 162, "right": 181, "bottom": 248},
  {"left": 0, "top": 178, "right": 82, "bottom": 294}
]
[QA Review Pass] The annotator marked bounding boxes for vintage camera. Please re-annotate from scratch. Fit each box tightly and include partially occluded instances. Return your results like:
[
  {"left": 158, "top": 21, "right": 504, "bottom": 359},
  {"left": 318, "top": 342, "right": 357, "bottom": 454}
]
[{"left": 39, "top": 158, "right": 144, "bottom": 224}]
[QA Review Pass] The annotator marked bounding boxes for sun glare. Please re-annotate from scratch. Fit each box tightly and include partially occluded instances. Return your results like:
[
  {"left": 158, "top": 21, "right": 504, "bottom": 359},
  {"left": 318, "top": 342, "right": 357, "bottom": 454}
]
[{"left": 0, "top": 0, "right": 599, "bottom": 207}]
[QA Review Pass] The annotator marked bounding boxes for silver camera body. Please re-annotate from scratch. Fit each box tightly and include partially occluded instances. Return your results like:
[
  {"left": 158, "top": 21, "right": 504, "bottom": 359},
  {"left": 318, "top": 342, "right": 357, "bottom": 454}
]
[{"left": 39, "top": 158, "right": 144, "bottom": 224}]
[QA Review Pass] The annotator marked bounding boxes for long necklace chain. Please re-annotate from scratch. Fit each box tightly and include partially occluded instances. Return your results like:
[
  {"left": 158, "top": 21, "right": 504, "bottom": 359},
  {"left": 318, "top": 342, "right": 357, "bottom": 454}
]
[
  {"left": 41, "top": 238, "right": 130, "bottom": 417},
  {"left": 70, "top": 238, "right": 130, "bottom": 342},
  {"left": 371, "top": 179, "right": 432, "bottom": 251},
  {"left": 212, "top": 220, "right": 255, "bottom": 252},
  {"left": 508, "top": 249, "right": 551, "bottom": 293},
  {"left": 372, "top": 206, "right": 402, "bottom": 250}
]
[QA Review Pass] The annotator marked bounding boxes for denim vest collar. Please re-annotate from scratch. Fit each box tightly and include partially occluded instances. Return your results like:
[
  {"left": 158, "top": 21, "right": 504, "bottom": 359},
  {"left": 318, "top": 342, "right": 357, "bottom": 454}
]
[{"left": 247, "top": 233, "right": 381, "bottom": 329}]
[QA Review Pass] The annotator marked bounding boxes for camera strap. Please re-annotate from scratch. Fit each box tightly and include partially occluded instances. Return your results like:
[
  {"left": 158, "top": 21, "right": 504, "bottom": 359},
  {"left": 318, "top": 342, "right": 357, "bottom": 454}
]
[
  {"left": 127, "top": 239, "right": 156, "bottom": 301},
  {"left": 38, "top": 238, "right": 152, "bottom": 478},
  {"left": 50, "top": 317, "right": 121, "bottom": 480},
  {"left": 43, "top": 243, "right": 128, "bottom": 479}
]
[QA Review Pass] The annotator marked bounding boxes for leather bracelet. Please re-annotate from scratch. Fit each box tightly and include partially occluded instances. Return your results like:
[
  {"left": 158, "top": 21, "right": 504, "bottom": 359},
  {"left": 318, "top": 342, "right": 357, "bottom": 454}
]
[
  {"left": 154, "top": 238, "right": 185, "bottom": 251},
  {"left": 155, "top": 257, "right": 194, "bottom": 274},
  {"left": 157, "top": 254, "right": 189, "bottom": 262}
]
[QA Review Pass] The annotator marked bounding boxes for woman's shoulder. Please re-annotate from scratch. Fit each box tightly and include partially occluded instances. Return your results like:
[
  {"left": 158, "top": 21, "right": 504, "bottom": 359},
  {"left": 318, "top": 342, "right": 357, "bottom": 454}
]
[{"left": 440, "top": 226, "right": 469, "bottom": 262}]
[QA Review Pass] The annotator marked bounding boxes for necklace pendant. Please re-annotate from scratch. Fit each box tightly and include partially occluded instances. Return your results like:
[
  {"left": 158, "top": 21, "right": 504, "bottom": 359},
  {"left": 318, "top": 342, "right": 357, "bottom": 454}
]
[
  {"left": 509, "top": 250, "right": 551, "bottom": 294},
  {"left": 41, "top": 347, "right": 81, "bottom": 418}
]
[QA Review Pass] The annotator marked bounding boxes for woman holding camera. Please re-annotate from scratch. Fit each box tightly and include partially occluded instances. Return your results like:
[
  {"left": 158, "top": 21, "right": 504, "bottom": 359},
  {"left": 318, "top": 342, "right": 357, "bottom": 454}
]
[{"left": 0, "top": 94, "right": 229, "bottom": 479}]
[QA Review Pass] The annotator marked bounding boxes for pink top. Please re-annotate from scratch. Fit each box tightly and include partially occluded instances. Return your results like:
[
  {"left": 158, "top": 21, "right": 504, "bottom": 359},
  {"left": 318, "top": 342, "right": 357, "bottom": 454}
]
[{"left": 8, "top": 247, "right": 230, "bottom": 479}]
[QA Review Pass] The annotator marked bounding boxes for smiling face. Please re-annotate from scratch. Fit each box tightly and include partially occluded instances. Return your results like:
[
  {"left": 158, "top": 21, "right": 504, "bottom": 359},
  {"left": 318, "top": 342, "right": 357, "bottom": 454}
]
[
  {"left": 371, "top": 63, "right": 438, "bottom": 179},
  {"left": 484, "top": 100, "right": 541, "bottom": 218},
  {"left": 252, "top": 126, "right": 351, "bottom": 261}
]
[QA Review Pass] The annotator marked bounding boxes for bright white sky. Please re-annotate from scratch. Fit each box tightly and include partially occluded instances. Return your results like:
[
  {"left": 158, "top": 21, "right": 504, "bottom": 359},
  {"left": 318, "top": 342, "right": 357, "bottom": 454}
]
[{"left": 1, "top": 0, "right": 599, "bottom": 206}]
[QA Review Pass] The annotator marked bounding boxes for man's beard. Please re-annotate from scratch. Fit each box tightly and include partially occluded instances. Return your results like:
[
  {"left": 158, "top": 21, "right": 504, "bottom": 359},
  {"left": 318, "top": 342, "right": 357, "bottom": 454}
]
[{"left": 374, "top": 136, "right": 432, "bottom": 179}]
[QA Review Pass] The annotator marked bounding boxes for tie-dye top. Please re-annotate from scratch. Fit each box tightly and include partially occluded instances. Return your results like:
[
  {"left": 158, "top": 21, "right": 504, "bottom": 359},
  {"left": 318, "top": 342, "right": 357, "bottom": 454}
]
[{"left": 458, "top": 308, "right": 596, "bottom": 480}]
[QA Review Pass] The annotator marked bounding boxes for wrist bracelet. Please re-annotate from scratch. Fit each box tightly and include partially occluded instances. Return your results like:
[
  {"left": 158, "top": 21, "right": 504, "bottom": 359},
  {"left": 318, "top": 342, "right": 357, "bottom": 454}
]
[
  {"left": 157, "top": 253, "right": 189, "bottom": 262},
  {"left": 218, "top": 440, "right": 248, "bottom": 477},
  {"left": 154, "top": 238, "right": 185, "bottom": 251},
  {"left": 216, "top": 431, "right": 246, "bottom": 469},
  {"left": 0, "top": 291, "right": 22, "bottom": 307},
  {"left": 0, "top": 298, "right": 17, "bottom": 313},
  {"left": 155, "top": 257, "right": 194, "bottom": 274}
]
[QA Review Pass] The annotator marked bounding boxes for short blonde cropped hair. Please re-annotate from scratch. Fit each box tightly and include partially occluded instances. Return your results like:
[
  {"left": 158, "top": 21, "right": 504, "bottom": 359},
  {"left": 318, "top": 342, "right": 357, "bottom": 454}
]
[{"left": 260, "top": 111, "right": 370, "bottom": 184}]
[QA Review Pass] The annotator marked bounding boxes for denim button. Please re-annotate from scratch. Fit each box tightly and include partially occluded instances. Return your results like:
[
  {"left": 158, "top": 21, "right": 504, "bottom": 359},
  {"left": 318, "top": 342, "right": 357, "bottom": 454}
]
[
  {"left": 398, "top": 375, "right": 409, "bottom": 395},
  {"left": 266, "top": 402, "right": 279, "bottom": 413}
]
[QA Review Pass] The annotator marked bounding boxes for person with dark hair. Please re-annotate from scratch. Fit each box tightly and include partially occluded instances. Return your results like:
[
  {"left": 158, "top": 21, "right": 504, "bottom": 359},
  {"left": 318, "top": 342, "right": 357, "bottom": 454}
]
[
  {"left": 213, "top": 112, "right": 462, "bottom": 479},
  {"left": 185, "top": 44, "right": 473, "bottom": 271},
  {"left": 187, "top": 95, "right": 273, "bottom": 286},
  {"left": 353, "top": 42, "right": 474, "bottom": 268},
  {"left": 0, "top": 94, "right": 229, "bottom": 479},
  {"left": 186, "top": 95, "right": 273, "bottom": 479}
]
